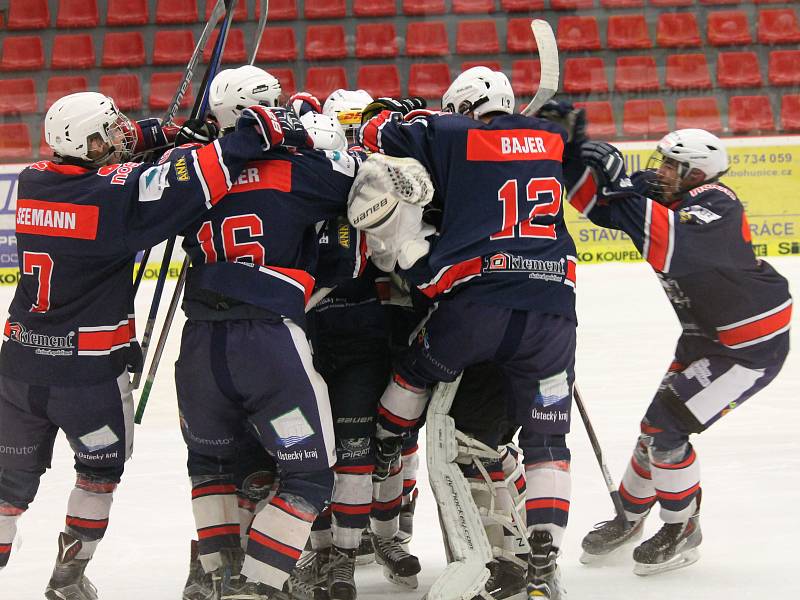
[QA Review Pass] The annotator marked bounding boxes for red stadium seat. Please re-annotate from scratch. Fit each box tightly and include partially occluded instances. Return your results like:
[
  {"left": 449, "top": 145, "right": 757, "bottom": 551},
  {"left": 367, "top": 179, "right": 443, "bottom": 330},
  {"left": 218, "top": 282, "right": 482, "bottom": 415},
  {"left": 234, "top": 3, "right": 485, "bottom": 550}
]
[
  {"left": 99, "top": 74, "right": 142, "bottom": 112},
  {"left": 699, "top": 0, "right": 740, "bottom": 4},
  {"left": 153, "top": 29, "right": 195, "bottom": 66},
  {"left": 0, "top": 36, "right": 45, "bottom": 71},
  {"left": 557, "top": 16, "right": 602, "bottom": 51},
  {"left": 512, "top": 59, "right": 541, "bottom": 96},
  {"left": 507, "top": 18, "right": 537, "bottom": 53},
  {"left": 501, "top": 0, "right": 545, "bottom": 9},
  {"left": 7, "top": 0, "right": 50, "bottom": 30},
  {"left": 781, "top": 95, "right": 800, "bottom": 131},
  {"left": 149, "top": 72, "right": 193, "bottom": 111},
  {"left": 256, "top": 0, "right": 297, "bottom": 21},
  {"left": 205, "top": 0, "right": 248, "bottom": 21},
  {"left": 51, "top": 34, "right": 95, "bottom": 70},
  {"left": 551, "top": 0, "right": 594, "bottom": 9},
  {"left": 45, "top": 75, "right": 87, "bottom": 109},
  {"left": 357, "top": 65, "right": 401, "bottom": 98},
  {"left": 56, "top": 0, "right": 98, "bottom": 28},
  {"left": 305, "top": 25, "right": 347, "bottom": 61},
  {"left": 623, "top": 99, "right": 668, "bottom": 137},
  {"left": 563, "top": 58, "right": 608, "bottom": 93},
  {"left": 462, "top": 61, "right": 502, "bottom": 72},
  {"left": 305, "top": 67, "right": 348, "bottom": 101},
  {"left": 353, "top": 0, "right": 397, "bottom": 17},
  {"left": 203, "top": 28, "right": 246, "bottom": 64},
  {"left": 717, "top": 51, "right": 762, "bottom": 88},
  {"left": 356, "top": 23, "right": 398, "bottom": 59},
  {"left": 102, "top": 32, "right": 145, "bottom": 68},
  {"left": 650, "top": 0, "right": 692, "bottom": 4},
  {"left": 665, "top": 54, "right": 712, "bottom": 90},
  {"left": 769, "top": 50, "right": 800, "bottom": 87},
  {"left": 457, "top": 21, "right": 500, "bottom": 54},
  {"left": 0, "top": 78, "right": 37, "bottom": 115},
  {"left": 0, "top": 122, "right": 32, "bottom": 160},
  {"left": 107, "top": 0, "right": 148, "bottom": 26},
  {"left": 304, "top": 0, "right": 346, "bottom": 19},
  {"left": 602, "top": 0, "right": 644, "bottom": 7},
  {"left": 453, "top": 0, "right": 495, "bottom": 13},
  {"left": 656, "top": 13, "right": 702, "bottom": 48},
  {"left": 758, "top": 9, "right": 800, "bottom": 44},
  {"left": 408, "top": 63, "right": 451, "bottom": 98},
  {"left": 607, "top": 14, "right": 652, "bottom": 49},
  {"left": 406, "top": 22, "right": 449, "bottom": 57},
  {"left": 707, "top": 11, "right": 751, "bottom": 46},
  {"left": 729, "top": 95, "right": 774, "bottom": 133},
  {"left": 269, "top": 68, "right": 297, "bottom": 96},
  {"left": 574, "top": 101, "right": 616, "bottom": 139},
  {"left": 614, "top": 56, "right": 659, "bottom": 92},
  {"left": 403, "top": 0, "right": 447, "bottom": 15},
  {"left": 675, "top": 97, "right": 722, "bottom": 132},
  {"left": 155, "top": 0, "right": 198, "bottom": 25},
  {"left": 256, "top": 27, "right": 297, "bottom": 62}
]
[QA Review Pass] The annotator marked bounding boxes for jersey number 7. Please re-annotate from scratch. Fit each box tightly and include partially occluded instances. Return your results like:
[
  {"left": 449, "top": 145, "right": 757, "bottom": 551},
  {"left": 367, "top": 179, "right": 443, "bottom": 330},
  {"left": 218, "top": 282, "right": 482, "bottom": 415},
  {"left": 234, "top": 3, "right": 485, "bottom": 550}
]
[
  {"left": 490, "top": 177, "right": 563, "bottom": 241},
  {"left": 22, "top": 251, "right": 54, "bottom": 313}
]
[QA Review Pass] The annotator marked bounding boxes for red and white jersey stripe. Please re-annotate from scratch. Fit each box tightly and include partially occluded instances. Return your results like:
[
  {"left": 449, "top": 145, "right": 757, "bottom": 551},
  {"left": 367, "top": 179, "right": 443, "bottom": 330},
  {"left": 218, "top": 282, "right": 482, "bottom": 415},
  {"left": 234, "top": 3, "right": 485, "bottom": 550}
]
[
  {"left": 642, "top": 199, "right": 675, "bottom": 273},
  {"left": 716, "top": 299, "right": 793, "bottom": 349},
  {"left": 192, "top": 140, "right": 233, "bottom": 209},
  {"left": 418, "top": 257, "right": 483, "bottom": 299},
  {"left": 567, "top": 167, "right": 598, "bottom": 216},
  {"left": 77, "top": 314, "right": 136, "bottom": 356}
]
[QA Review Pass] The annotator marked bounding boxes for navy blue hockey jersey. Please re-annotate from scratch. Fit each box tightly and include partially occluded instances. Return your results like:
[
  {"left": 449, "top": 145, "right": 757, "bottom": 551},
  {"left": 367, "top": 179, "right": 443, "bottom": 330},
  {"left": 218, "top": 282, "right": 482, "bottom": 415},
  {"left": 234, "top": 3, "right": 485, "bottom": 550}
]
[
  {"left": 0, "top": 130, "right": 265, "bottom": 385},
  {"left": 361, "top": 111, "right": 577, "bottom": 321},
  {"left": 567, "top": 167, "right": 791, "bottom": 366},
  {"left": 181, "top": 147, "right": 361, "bottom": 326}
]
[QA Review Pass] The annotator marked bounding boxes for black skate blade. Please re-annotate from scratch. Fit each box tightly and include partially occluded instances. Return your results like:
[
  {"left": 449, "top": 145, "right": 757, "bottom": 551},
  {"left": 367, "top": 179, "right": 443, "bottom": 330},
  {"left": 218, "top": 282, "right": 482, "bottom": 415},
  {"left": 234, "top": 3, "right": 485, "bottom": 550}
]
[
  {"left": 579, "top": 538, "right": 639, "bottom": 566},
  {"left": 633, "top": 547, "right": 700, "bottom": 576},
  {"left": 382, "top": 568, "right": 419, "bottom": 590}
]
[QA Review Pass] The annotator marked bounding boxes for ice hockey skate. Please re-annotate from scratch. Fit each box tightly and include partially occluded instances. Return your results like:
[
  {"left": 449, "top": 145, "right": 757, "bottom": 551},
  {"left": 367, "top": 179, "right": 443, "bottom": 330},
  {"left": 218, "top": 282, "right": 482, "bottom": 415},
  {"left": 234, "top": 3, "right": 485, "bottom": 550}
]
[
  {"left": 282, "top": 549, "right": 330, "bottom": 600},
  {"left": 44, "top": 533, "right": 98, "bottom": 600},
  {"left": 183, "top": 539, "right": 215, "bottom": 600},
  {"left": 579, "top": 514, "right": 646, "bottom": 565},
  {"left": 473, "top": 558, "right": 527, "bottom": 600},
  {"left": 327, "top": 547, "right": 357, "bottom": 600},
  {"left": 633, "top": 513, "right": 702, "bottom": 576},
  {"left": 397, "top": 494, "right": 416, "bottom": 545},
  {"left": 371, "top": 532, "right": 421, "bottom": 589},
  {"left": 355, "top": 529, "right": 375, "bottom": 565},
  {"left": 526, "top": 531, "right": 565, "bottom": 600}
]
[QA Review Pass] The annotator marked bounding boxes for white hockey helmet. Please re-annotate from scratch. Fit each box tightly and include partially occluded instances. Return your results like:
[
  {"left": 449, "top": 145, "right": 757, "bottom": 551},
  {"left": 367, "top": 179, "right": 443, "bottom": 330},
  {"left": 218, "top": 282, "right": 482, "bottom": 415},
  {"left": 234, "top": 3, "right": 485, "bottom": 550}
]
[
  {"left": 323, "top": 89, "right": 373, "bottom": 142},
  {"left": 441, "top": 66, "right": 515, "bottom": 119},
  {"left": 300, "top": 112, "right": 347, "bottom": 152},
  {"left": 209, "top": 65, "right": 282, "bottom": 130},
  {"left": 647, "top": 129, "right": 729, "bottom": 199},
  {"left": 45, "top": 92, "right": 137, "bottom": 165}
]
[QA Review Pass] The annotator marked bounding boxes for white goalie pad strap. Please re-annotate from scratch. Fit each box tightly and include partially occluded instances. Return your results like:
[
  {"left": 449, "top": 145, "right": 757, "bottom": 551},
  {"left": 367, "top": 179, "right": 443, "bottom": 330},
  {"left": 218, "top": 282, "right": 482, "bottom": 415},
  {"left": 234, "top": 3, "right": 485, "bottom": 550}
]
[{"left": 426, "top": 377, "right": 493, "bottom": 600}]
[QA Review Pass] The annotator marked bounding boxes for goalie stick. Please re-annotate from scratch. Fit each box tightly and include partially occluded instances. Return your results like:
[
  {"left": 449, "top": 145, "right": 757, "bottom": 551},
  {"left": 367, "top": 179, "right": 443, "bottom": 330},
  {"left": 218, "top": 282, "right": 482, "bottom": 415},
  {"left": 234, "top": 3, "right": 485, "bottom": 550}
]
[{"left": 521, "top": 19, "right": 559, "bottom": 117}]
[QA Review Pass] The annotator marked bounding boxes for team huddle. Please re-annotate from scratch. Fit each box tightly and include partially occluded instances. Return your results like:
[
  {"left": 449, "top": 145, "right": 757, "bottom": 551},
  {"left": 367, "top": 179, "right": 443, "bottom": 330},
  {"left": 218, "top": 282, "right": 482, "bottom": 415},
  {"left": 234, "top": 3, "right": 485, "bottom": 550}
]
[{"left": 0, "top": 61, "right": 791, "bottom": 600}]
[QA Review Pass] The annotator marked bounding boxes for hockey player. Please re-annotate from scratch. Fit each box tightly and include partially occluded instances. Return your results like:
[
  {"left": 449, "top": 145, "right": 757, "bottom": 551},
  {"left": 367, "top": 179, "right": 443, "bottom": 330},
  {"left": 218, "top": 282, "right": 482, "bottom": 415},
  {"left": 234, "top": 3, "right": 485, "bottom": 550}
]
[
  {"left": 565, "top": 128, "right": 791, "bottom": 574},
  {"left": 174, "top": 66, "right": 360, "bottom": 600},
  {"left": 353, "top": 67, "right": 579, "bottom": 600},
  {"left": 0, "top": 91, "right": 266, "bottom": 600}
]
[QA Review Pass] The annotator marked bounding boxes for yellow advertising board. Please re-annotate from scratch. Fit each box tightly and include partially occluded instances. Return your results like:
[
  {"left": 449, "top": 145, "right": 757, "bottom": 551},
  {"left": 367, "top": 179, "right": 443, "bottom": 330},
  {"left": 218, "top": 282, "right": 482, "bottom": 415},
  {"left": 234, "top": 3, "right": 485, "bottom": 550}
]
[{"left": 566, "top": 136, "right": 800, "bottom": 263}]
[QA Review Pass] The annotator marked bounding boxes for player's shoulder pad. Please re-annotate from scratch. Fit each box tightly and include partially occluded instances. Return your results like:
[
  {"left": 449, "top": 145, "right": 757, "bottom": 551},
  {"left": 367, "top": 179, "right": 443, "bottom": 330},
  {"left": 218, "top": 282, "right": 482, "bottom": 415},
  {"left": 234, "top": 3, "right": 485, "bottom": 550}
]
[{"left": 678, "top": 182, "right": 741, "bottom": 224}]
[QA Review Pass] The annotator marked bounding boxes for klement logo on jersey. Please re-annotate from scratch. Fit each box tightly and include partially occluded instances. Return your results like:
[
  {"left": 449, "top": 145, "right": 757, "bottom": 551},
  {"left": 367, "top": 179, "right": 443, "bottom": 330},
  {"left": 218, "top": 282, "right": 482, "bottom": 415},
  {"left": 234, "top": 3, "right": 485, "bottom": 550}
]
[
  {"left": 174, "top": 157, "right": 190, "bottom": 181},
  {"left": 231, "top": 160, "right": 292, "bottom": 193},
  {"left": 484, "top": 252, "right": 566, "bottom": 282},
  {"left": 466, "top": 129, "right": 564, "bottom": 162},
  {"left": 16, "top": 200, "right": 99, "bottom": 240},
  {"left": 4, "top": 321, "right": 75, "bottom": 356}
]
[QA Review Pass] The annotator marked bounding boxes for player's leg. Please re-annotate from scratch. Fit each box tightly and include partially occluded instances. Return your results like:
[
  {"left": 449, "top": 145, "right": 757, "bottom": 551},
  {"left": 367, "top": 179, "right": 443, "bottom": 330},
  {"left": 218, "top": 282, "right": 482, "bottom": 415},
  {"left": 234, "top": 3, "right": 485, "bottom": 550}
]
[
  {"left": 0, "top": 375, "right": 57, "bottom": 571},
  {"left": 47, "top": 372, "right": 135, "bottom": 600},
  {"left": 505, "top": 312, "right": 577, "bottom": 600},
  {"left": 398, "top": 431, "right": 419, "bottom": 544},
  {"left": 632, "top": 351, "right": 786, "bottom": 576}
]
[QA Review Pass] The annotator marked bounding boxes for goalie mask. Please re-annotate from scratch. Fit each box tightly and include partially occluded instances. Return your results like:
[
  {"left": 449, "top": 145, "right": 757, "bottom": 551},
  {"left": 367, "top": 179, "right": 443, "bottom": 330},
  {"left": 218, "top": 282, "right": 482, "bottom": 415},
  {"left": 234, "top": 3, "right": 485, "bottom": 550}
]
[
  {"left": 646, "top": 129, "right": 729, "bottom": 203},
  {"left": 209, "top": 65, "right": 282, "bottom": 130},
  {"left": 442, "top": 66, "right": 515, "bottom": 119},
  {"left": 323, "top": 89, "right": 373, "bottom": 144},
  {"left": 45, "top": 92, "right": 137, "bottom": 166}
]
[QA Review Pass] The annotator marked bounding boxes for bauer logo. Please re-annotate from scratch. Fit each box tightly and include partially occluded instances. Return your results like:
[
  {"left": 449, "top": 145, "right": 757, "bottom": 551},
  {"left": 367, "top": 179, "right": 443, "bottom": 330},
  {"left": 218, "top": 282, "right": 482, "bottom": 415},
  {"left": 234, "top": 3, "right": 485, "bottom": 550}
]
[{"left": 271, "top": 407, "right": 315, "bottom": 448}]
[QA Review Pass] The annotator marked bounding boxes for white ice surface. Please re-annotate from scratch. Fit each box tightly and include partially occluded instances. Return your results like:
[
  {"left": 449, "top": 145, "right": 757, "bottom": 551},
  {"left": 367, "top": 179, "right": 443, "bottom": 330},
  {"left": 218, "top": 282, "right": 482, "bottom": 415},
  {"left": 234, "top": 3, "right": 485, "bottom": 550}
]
[{"left": 1, "top": 259, "right": 799, "bottom": 599}]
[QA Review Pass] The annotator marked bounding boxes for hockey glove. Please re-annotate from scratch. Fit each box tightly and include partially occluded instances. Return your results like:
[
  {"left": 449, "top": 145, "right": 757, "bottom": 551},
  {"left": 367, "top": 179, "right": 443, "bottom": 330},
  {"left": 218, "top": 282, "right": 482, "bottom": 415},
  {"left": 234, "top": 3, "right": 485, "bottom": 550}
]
[
  {"left": 287, "top": 92, "right": 322, "bottom": 117},
  {"left": 536, "top": 100, "right": 587, "bottom": 144},
  {"left": 581, "top": 140, "right": 635, "bottom": 198},
  {"left": 174, "top": 118, "right": 220, "bottom": 146},
  {"left": 361, "top": 97, "right": 427, "bottom": 123},
  {"left": 236, "top": 106, "right": 312, "bottom": 151}
]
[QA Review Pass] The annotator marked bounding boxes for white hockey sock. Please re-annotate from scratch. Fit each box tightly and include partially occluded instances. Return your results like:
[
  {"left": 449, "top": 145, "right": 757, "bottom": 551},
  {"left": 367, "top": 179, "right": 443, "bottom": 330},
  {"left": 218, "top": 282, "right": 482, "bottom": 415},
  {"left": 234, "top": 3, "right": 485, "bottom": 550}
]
[
  {"left": 619, "top": 435, "right": 657, "bottom": 521},
  {"left": 0, "top": 504, "right": 23, "bottom": 568},
  {"left": 65, "top": 478, "right": 116, "bottom": 560},
  {"left": 525, "top": 460, "right": 571, "bottom": 550}
]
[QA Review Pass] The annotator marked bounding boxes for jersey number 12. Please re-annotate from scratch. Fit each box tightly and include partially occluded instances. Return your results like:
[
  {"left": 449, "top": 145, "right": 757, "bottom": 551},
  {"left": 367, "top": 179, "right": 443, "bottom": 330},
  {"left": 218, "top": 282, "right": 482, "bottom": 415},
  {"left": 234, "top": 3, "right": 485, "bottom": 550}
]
[{"left": 490, "top": 177, "right": 562, "bottom": 241}]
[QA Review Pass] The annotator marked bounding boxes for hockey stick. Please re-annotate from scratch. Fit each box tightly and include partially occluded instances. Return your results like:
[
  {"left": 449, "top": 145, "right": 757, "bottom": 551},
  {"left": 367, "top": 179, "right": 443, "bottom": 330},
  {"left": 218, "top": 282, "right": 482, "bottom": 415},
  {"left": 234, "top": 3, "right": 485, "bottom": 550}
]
[
  {"left": 521, "top": 20, "right": 559, "bottom": 117},
  {"left": 573, "top": 385, "right": 631, "bottom": 528},
  {"left": 132, "top": 0, "right": 238, "bottom": 399},
  {"left": 131, "top": 0, "right": 229, "bottom": 297},
  {"left": 249, "top": 0, "right": 269, "bottom": 65}
]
